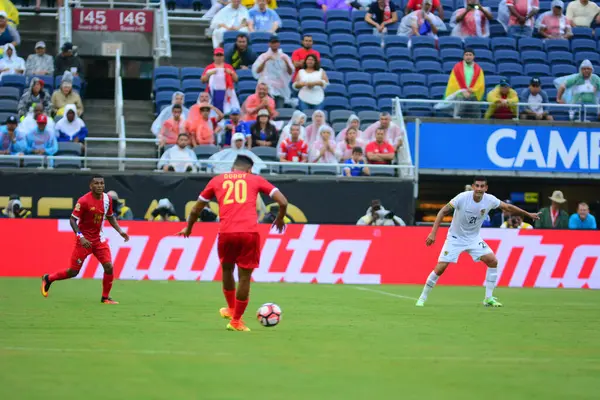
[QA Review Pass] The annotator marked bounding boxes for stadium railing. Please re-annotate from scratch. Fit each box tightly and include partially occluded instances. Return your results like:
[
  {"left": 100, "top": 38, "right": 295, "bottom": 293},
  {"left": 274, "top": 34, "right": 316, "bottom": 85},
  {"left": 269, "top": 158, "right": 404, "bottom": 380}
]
[
  {"left": 155, "top": 0, "right": 172, "bottom": 64},
  {"left": 58, "top": 0, "right": 73, "bottom": 50},
  {"left": 114, "top": 50, "right": 127, "bottom": 172}
]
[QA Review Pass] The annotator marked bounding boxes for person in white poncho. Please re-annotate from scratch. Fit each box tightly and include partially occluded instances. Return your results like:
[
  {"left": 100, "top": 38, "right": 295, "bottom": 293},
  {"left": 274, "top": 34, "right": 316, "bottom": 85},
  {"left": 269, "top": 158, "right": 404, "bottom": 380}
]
[
  {"left": 397, "top": 0, "right": 446, "bottom": 40},
  {"left": 0, "top": 43, "right": 24, "bottom": 80},
  {"left": 208, "top": 132, "right": 266, "bottom": 174},
  {"left": 252, "top": 35, "right": 295, "bottom": 108},
  {"left": 450, "top": 0, "right": 494, "bottom": 38},
  {"left": 55, "top": 104, "right": 88, "bottom": 143},
  {"left": 276, "top": 110, "right": 306, "bottom": 149},
  {"left": 210, "top": 0, "right": 250, "bottom": 49},
  {"left": 151, "top": 92, "right": 189, "bottom": 137}
]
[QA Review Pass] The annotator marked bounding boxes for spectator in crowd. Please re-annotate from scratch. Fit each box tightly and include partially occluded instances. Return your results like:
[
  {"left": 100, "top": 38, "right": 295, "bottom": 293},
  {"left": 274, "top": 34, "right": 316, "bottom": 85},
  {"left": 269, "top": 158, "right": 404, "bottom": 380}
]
[
  {"left": 305, "top": 109, "right": 329, "bottom": 144},
  {"left": 505, "top": 0, "right": 539, "bottom": 38},
  {"left": 277, "top": 110, "right": 306, "bottom": 148},
  {"left": 0, "top": 1, "right": 18, "bottom": 27},
  {"left": 242, "top": 0, "right": 277, "bottom": 8},
  {"left": 209, "top": 132, "right": 266, "bottom": 173},
  {"left": 293, "top": 54, "right": 329, "bottom": 110},
  {"left": 252, "top": 35, "right": 295, "bottom": 108},
  {"left": 398, "top": 0, "right": 446, "bottom": 39},
  {"left": 55, "top": 104, "right": 88, "bottom": 144},
  {"left": 248, "top": 0, "right": 281, "bottom": 33},
  {"left": 0, "top": 11, "right": 19, "bottom": 48},
  {"left": 25, "top": 41, "right": 54, "bottom": 76},
  {"left": 318, "top": 0, "right": 352, "bottom": 12},
  {"left": 249, "top": 108, "right": 278, "bottom": 147},
  {"left": 0, "top": 115, "right": 26, "bottom": 155},
  {"left": 225, "top": 34, "right": 256, "bottom": 70},
  {"left": 536, "top": 190, "right": 569, "bottom": 229},
  {"left": 25, "top": 114, "right": 58, "bottom": 164},
  {"left": 54, "top": 42, "right": 83, "bottom": 77},
  {"left": 450, "top": 0, "right": 493, "bottom": 38},
  {"left": 337, "top": 127, "right": 366, "bottom": 162},
  {"left": 336, "top": 114, "right": 364, "bottom": 143},
  {"left": 519, "top": 78, "right": 553, "bottom": 120},
  {"left": 566, "top": 0, "right": 600, "bottom": 28},
  {"left": 536, "top": 0, "right": 573, "bottom": 39},
  {"left": 219, "top": 108, "right": 250, "bottom": 147},
  {"left": 500, "top": 213, "right": 533, "bottom": 228},
  {"left": 363, "top": 112, "right": 403, "bottom": 148},
  {"left": 365, "top": 0, "right": 399, "bottom": 36},
  {"left": 343, "top": 146, "right": 370, "bottom": 177},
  {"left": 51, "top": 76, "right": 84, "bottom": 117},
  {"left": 406, "top": 0, "right": 444, "bottom": 19},
  {"left": 365, "top": 127, "right": 395, "bottom": 165},
  {"left": 150, "top": 198, "right": 180, "bottom": 221},
  {"left": 0, "top": 43, "right": 24, "bottom": 79},
  {"left": 357, "top": 199, "right": 406, "bottom": 226},
  {"left": 569, "top": 202, "right": 597, "bottom": 229},
  {"left": 158, "top": 104, "right": 186, "bottom": 148},
  {"left": 202, "top": 0, "right": 230, "bottom": 21},
  {"left": 17, "top": 77, "right": 51, "bottom": 119},
  {"left": 310, "top": 125, "right": 340, "bottom": 164},
  {"left": 151, "top": 92, "right": 189, "bottom": 137},
  {"left": 186, "top": 101, "right": 223, "bottom": 146},
  {"left": 210, "top": 0, "right": 250, "bottom": 49},
  {"left": 241, "top": 81, "right": 278, "bottom": 121},
  {"left": 107, "top": 191, "right": 134, "bottom": 221},
  {"left": 279, "top": 123, "right": 308, "bottom": 162},
  {"left": 201, "top": 47, "right": 239, "bottom": 113},
  {"left": 442, "top": 49, "right": 485, "bottom": 118},
  {"left": 557, "top": 60, "right": 600, "bottom": 109},
  {"left": 0, "top": 194, "right": 31, "bottom": 219},
  {"left": 18, "top": 103, "right": 55, "bottom": 136},
  {"left": 291, "top": 35, "right": 320, "bottom": 82},
  {"left": 157, "top": 133, "right": 199, "bottom": 173},
  {"left": 484, "top": 79, "right": 518, "bottom": 119}
]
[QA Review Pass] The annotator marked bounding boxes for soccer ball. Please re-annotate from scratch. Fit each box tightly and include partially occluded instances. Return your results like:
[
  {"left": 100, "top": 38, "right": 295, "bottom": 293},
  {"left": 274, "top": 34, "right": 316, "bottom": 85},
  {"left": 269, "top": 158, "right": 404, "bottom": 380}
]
[{"left": 257, "top": 303, "right": 282, "bottom": 327}]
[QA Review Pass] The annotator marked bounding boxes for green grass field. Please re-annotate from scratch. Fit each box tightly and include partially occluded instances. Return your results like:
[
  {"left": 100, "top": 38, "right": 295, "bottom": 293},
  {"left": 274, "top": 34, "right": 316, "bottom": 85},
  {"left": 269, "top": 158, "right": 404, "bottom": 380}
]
[{"left": 1, "top": 278, "right": 599, "bottom": 400}]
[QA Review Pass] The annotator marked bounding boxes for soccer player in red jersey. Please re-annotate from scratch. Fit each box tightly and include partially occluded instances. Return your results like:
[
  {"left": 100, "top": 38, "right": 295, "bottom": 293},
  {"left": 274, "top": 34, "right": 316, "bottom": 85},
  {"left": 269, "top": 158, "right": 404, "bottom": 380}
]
[
  {"left": 41, "top": 175, "right": 130, "bottom": 304},
  {"left": 178, "top": 155, "right": 288, "bottom": 332}
]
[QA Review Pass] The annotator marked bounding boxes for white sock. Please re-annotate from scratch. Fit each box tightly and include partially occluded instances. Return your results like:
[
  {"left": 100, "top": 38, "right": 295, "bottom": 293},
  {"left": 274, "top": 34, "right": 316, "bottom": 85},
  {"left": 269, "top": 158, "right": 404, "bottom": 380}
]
[
  {"left": 485, "top": 267, "right": 498, "bottom": 299},
  {"left": 419, "top": 271, "right": 439, "bottom": 301}
]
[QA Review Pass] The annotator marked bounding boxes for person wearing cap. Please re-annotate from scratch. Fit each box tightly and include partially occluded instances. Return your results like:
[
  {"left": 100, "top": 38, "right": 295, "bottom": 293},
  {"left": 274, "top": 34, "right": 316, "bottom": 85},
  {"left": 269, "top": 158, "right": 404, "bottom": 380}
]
[
  {"left": 248, "top": 0, "right": 281, "bottom": 33},
  {"left": 0, "top": 10, "right": 19, "bottom": 48},
  {"left": 25, "top": 114, "right": 58, "bottom": 164},
  {"left": 17, "top": 103, "right": 55, "bottom": 137},
  {"left": 225, "top": 33, "right": 257, "bottom": 70},
  {"left": 569, "top": 202, "right": 597, "bottom": 230},
  {"left": 208, "top": 131, "right": 266, "bottom": 173},
  {"left": 406, "top": 0, "right": 444, "bottom": 20},
  {"left": 0, "top": 194, "right": 31, "bottom": 219},
  {"left": 158, "top": 104, "right": 186, "bottom": 148},
  {"left": 0, "top": 43, "right": 24, "bottom": 79},
  {"left": 201, "top": 47, "right": 239, "bottom": 113},
  {"left": 186, "top": 93, "right": 224, "bottom": 146},
  {"left": 25, "top": 41, "right": 54, "bottom": 76},
  {"left": 535, "top": 0, "right": 573, "bottom": 39},
  {"left": 219, "top": 108, "right": 250, "bottom": 147},
  {"left": 107, "top": 191, "right": 134, "bottom": 221},
  {"left": 557, "top": 60, "right": 600, "bottom": 110},
  {"left": 397, "top": 0, "right": 446, "bottom": 38},
  {"left": 157, "top": 133, "right": 199, "bottom": 174},
  {"left": 249, "top": 108, "right": 278, "bottom": 148},
  {"left": 210, "top": 0, "right": 250, "bottom": 49},
  {"left": 51, "top": 74, "right": 84, "bottom": 117},
  {"left": 0, "top": 115, "right": 26, "bottom": 155},
  {"left": 444, "top": 48, "right": 486, "bottom": 118},
  {"left": 485, "top": 79, "right": 518, "bottom": 119},
  {"left": 450, "top": 0, "right": 494, "bottom": 38},
  {"left": 519, "top": 78, "right": 553, "bottom": 120},
  {"left": 566, "top": 0, "right": 600, "bottom": 28},
  {"left": 365, "top": 0, "right": 399, "bottom": 36},
  {"left": 55, "top": 104, "right": 88, "bottom": 144},
  {"left": 505, "top": 0, "right": 539, "bottom": 38},
  {"left": 536, "top": 190, "right": 569, "bottom": 229},
  {"left": 252, "top": 35, "right": 295, "bottom": 108},
  {"left": 18, "top": 77, "right": 51, "bottom": 118},
  {"left": 54, "top": 42, "right": 83, "bottom": 78}
]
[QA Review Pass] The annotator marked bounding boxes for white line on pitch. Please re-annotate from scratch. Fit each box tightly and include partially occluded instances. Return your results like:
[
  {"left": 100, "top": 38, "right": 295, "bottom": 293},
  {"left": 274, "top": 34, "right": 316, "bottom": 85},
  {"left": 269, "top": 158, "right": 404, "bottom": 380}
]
[{"left": 353, "top": 286, "right": 419, "bottom": 301}]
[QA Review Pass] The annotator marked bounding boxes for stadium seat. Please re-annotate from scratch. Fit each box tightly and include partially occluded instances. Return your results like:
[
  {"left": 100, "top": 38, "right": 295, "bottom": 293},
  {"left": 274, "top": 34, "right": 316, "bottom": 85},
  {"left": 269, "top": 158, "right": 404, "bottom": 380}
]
[
  {"left": 350, "top": 97, "right": 377, "bottom": 112},
  {"left": 400, "top": 73, "right": 426, "bottom": 86},
  {"left": 327, "top": 71, "right": 344, "bottom": 85},
  {"left": 354, "top": 21, "right": 374, "bottom": 36},
  {"left": 251, "top": 146, "right": 278, "bottom": 161},
  {"left": 544, "top": 39, "right": 570, "bottom": 52},
  {"left": 524, "top": 64, "right": 551, "bottom": 77},
  {"left": 545, "top": 88, "right": 558, "bottom": 101},
  {"left": 571, "top": 39, "right": 596, "bottom": 53},
  {"left": 56, "top": 142, "right": 82, "bottom": 160},
  {"left": 438, "top": 36, "right": 463, "bottom": 49},
  {"left": 548, "top": 51, "right": 574, "bottom": 66},
  {"left": 474, "top": 49, "right": 493, "bottom": 63},
  {"left": 325, "top": 83, "right": 348, "bottom": 97},
  {"left": 358, "top": 110, "right": 380, "bottom": 123},
  {"left": 251, "top": 43, "right": 268, "bottom": 54},
  {"left": 332, "top": 45, "right": 359, "bottom": 60},
  {"left": 327, "top": 21, "right": 353, "bottom": 35},
  {"left": 276, "top": 7, "right": 298, "bottom": 21},
  {"left": 359, "top": 46, "right": 385, "bottom": 61},
  {"left": 412, "top": 48, "right": 439, "bottom": 61},
  {"left": 322, "top": 96, "right": 350, "bottom": 111},
  {"left": 326, "top": 9, "right": 351, "bottom": 22},
  {"left": 236, "top": 69, "right": 254, "bottom": 81},
  {"left": 575, "top": 52, "right": 600, "bottom": 66},
  {"left": 495, "top": 50, "right": 520, "bottom": 64},
  {"left": 23, "top": 157, "right": 43, "bottom": 168},
  {"left": 571, "top": 27, "right": 593, "bottom": 39},
  {"left": 278, "top": 31, "right": 301, "bottom": 45},
  {"left": 301, "top": 20, "right": 326, "bottom": 34},
  {"left": 478, "top": 62, "right": 497, "bottom": 74},
  {"left": 250, "top": 32, "right": 271, "bottom": 44},
  {"left": 153, "top": 66, "right": 179, "bottom": 81},
  {"left": 0, "top": 157, "right": 19, "bottom": 168},
  {"left": 362, "top": 60, "right": 388, "bottom": 73},
  {"left": 356, "top": 34, "right": 381, "bottom": 48},
  {"left": 378, "top": 98, "right": 393, "bottom": 112},
  {"left": 330, "top": 33, "right": 356, "bottom": 46},
  {"left": 403, "top": 103, "right": 433, "bottom": 116},
  {"left": 372, "top": 72, "right": 398, "bottom": 86},
  {"left": 539, "top": 76, "right": 556, "bottom": 89},
  {"left": 415, "top": 61, "right": 442, "bottom": 74},
  {"left": 180, "top": 67, "right": 204, "bottom": 80},
  {"left": 312, "top": 44, "right": 331, "bottom": 59},
  {"left": 351, "top": 10, "right": 367, "bottom": 24},
  {"left": 310, "top": 165, "right": 338, "bottom": 176},
  {"left": 275, "top": 108, "right": 295, "bottom": 122},
  {"left": 281, "top": 165, "right": 309, "bottom": 174},
  {"left": 194, "top": 144, "right": 219, "bottom": 160},
  {"left": 491, "top": 37, "right": 516, "bottom": 51},
  {"left": 375, "top": 85, "right": 401, "bottom": 100},
  {"left": 440, "top": 48, "right": 463, "bottom": 63},
  {"left": 154, "top": 78, "right": 180, "bottom": 93},
  {"left": 442, "top": 61, "right": 456, "bottom": 73},
  {"left": 349, "top": 84, "right": 375, "bottom": 98},
  {"left": 384, "top": 36, "right": 409, "bottom": 49},
  {"left": 281, "top": 44, "right": 298, "bottom": 56},
  {"left": 1, "top": 75, "right": 26, "bottom": 92},
  {"left": 184, "top": 92, "right": 200, "bottom": 108},
  {"left": 430, "top": 86, "right": 446, "bottom": 99},
  {"left": 155, "top": 91, "right": 174, "bottom": 112},
  {"left": 237, "top": 81, "right": 257, "bottom": 95},
  {"left": 182, "top": 80, "right": 204, "bottom": 94},
  {"left": 330, "top": 109, "right": 353, "bottom": 123},
  {"left": 518, "top": 38, "right": 543, "bottom": 52},
  {"left": 0, "top": 86, "right": 20, "bottom": 101},
  {"left": 521, "top": 50, "right": 547, "bottom": 65},
  {"left": 279, "top": 18, "right": 300, "bottom": 33},
  {"left": 489, "top": 24, "right": 507, "bottom": 37},
  {"left": 486, "top": 75, "right": 506, "bottom": 88},
  {"left": 299, "top": 8, "right": 324, "bottom": 21},
  {"left": 320, "top": 58, "right": 335, "bottom": 70},
  {"left": 464, "top": 37, "right": 490, "bottom": 50},
  {"left": 551, "top": 64, "right": 577, "bottom": 76},
  {"left": 403, "top": 85, "right": 429, "bottom": 99},
  {"left": 388, "top": 60, "right": 415, "bottom": 74},
  {"left": 309, "top": 33, "right": 328, "bottom": 46},
  {"left": 334, "top": 58, "right": 360, "bottom": 72},
  {"left": 297, "top": 0, "right": 319, "bottom": 9},
  {"left": 386, "top": 47, "right": 411, "bottom": 61},
  {"left": 411, "top": 36, "right": 436, "bottom": 49},
  {"left": 345, "top": 72, "right": 371, "bottom": 85},
  {"left": 427, "top": 74, "right": 449, "bottom": 88},
  {"left": 510, "top": 76, "right": 531, "bottom": 90}
]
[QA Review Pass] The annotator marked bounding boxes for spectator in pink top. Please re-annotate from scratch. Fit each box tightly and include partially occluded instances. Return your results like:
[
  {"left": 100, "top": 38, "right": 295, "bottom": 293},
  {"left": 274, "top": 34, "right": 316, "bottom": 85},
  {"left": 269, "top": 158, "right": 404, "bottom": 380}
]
[
  {"left": 336, "top": 114, "right": 365, "bottom": 143},
  {"left": 506, "top": 0, "right": 539, "bottom": 38},
  {"left": 241, "top": 81, "right": 278, "bottom": 122},
  {"left": 336, "top": 127, "right": 366, "bottom": 162},
  {"left": 310, "top": 125, "right": 341, "bottom": 164},
  {"left": 535, "top": 0, "right": 573, "bottom": 39},
  {"left": 305, "top": 109, "right": 329, "bottom": 145},
  {"left": 159, "top": 104, "right": 187, "bottom": 148},
  {"left": 362, "top": 112, "right": 404, "bottom": 148},
  {"left": 318, "top": 0, "right": 351, "bottom": 12}
]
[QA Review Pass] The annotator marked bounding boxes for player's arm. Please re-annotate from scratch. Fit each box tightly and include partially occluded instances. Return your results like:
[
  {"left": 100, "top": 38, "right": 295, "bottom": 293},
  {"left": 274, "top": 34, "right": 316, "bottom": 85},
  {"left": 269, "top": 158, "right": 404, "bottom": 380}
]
[
  {"left": 499, "top": 201, "right": 541, "bottom": 221},
  {"left": 271, "top": 190, "right": 288, "bottom": 233},
  {"left": 69, "top": 214, "right": 92, "bottom": 249},
  {"left": 426, "top": 203, "right": 454, "bottom": 246},
  {"left": 106, "top": 215, "right": 130, "bottom": 242}
]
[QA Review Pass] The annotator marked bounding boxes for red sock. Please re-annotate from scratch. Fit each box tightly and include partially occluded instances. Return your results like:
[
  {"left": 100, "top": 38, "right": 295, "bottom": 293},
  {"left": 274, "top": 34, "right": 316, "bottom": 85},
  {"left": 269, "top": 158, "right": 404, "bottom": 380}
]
[
  {"left": 233, "top": 298, "right": 249, "bottom": 321},
  {"left": 223, "top": 289, "right": 236, "bottom": 310},
  {"left": 102, "top": 273, "right": 113, "bottom": 298},
  {"left": 48, "top": 270, "right": 69, "bottom": 282}
]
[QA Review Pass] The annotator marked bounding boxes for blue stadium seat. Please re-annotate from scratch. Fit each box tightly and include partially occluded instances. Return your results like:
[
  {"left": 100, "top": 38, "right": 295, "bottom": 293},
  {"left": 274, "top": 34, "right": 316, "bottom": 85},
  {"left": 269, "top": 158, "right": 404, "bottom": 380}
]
[
  {"left": 386, "top": 47, "right": 410, "bottom": 61},
  {"left": 400, "top": 73, "right": 426, "bottom": 86},
  {"left": 310, "top": 33, "right": 328, "bottom": 46},
  {"left": 0, "top": 99, "right": 17, "bottom": 112},
  {"left": 538, "top": 1, "right": 551, "bottom": 11},
  {"left": 349, "top": 84, "right": 375, "bottom": 98},
  {"left": 545, "top": 88, "right": 558, "bottom": 102},
  {"left": 524, "top": 64, "right": 551, "bottom": 77},
  {"left": 478, "top": 62, "right": 496, "bottom": 74},
  {"left": 372, "top": 72, "right": 398, "bottom": 86},
  {"left": 351, "top": 10, "right": 367, "bottom": 24},
  {"left": 518, "top": 38, "right": 543, "bottom": 52},
  {"left": 404, "top": 103, "right": 433, "bottom": 118},
  {"left": 489, "top": 24, "right": 506, "bottom": 37},
  {"left": 326, "top": 9, "right": 351, "bottom": 21},
  {"left": 521, "top": 50, "right": 547, "bottom": 65},
  {"left": 334, "top": 58, "right": 360, "bottom": 72},
  {"left": 327, "top": 71, "right": 344, "bottom": 85},
  {"left": 403, "top": 85, "right": 429, "bottom": 99},
  {"left": 486, "top": 75, "right": 506, "bottom": 88},
  {"left": 571, "top": 39, "right": 596, "bottom": 53},
  {"left": 495, "top": 50, "right": 520, "bottom": 64},
  {"left": 544, "top": 39, "right": 570, "bottom": 52},
  {"left": 491, "top": 37, "right": 516, "bottom": 51},
  {"left": 325, "top": 83, "right": 348, "bottom": 97},
  {"left": 322, "top": 96, "right": 350, "bottom": 111},
  {"left": 442, "top": 61, "right": 456, "bottom": 73},
  {"left": 357, "top": 34, "right": 381, "bottom": 48},
  {"left": 276, "top": 7, "right": 298, "bottom": 20},
  {"left": 415, "top": 61, "right": 442, "bottom": 74},
  {"left": 412, "top": 48, "right": 439, "bottom": 61},
  {"left": 384, "top": 36, "right": 409, "bottom": 49},
  {"left": 153, "top": 66, "right": 179, "bottom": 81},
  {"left": 154, "top": 78, "right": 181, "bottom": 93},
  {"left": 327, "top": 21, "right": 353, "bottom": 35},
  {"left": 251, "top": 43, "right": 268, "bottom": 54},
  {"left": 571, "top": 27, "right": 593, "bottom": 39},
  {"left": 428, "top": 74, "right": 449, "bottom": 87},
  {"left": 548, "top": 51, "right": 574, "bottom": 65},
  {"left": 378, "top": 98, "right": 393, "bottom": 112},
  {"left": 464, "top": 37, "right": 490, "bottom": 50},
  {"left": 375, "top": 85, "right": 401, "bottom": 100},
  {"left": 302, "top": 20, "right": 326, "bottom": 34},
  {"left": 362, "top": 60, "right": 388, "bottom": 73},
  {"left": 181, "top": 67, "right": 204, "bottom": 80},
  {"left": 250, "top": 32, "right": 272, "bottom": 44},
  {"left": 345, "top": 71, "right": 371, "bottom": 85},
  {"left": 182, "top": 79, "right": 204, "bottom": 93},
  {"left": 237, "top": 81, "right": 257, "bottom": 95},
  {"left": 388, "top": 60, "right": 415, "bottom": 74},
  {"left": 410, "top": 36, "right": 436, "bottom": 49},
  {"left": 278, "top": 31, "right": 301, "bottom": 45},
  {"left": 156, "top": 91, "right": 174, "bottom": 111},
  {"left": 299, "top": 8, "right": 324, "bottom": 21},
  {"left": 330, "top": 110, "right": 353, "bottom": 123},
  {"left": 320, "top": 58, "right": 335, "bottom": 70},
  {"left": 237, "top": 69, "right": 254, "bottom": 81},
  {"left": 430, "top": 86, "right": 446, "bottom": 99},
  {"left": 350, "top": 97, "right": 377, "bottom": 112},
  {"left": 575, "top": 52, "right": 600, "bottom": 66},
  {"left": 440, "top": 48, "right": 463, "bottom": 63},
  {"left": 281, "top": 44, "right": 297, "bottom": 56},
  {"left": 0, "top": 86, "right": 19, "bottom": 101},
  {"left": 298, "top": 0, "right": 319, "bottom": 8},
  {"left": 359, "top": 46, "right": 385, "bottom": 61},
  {"left": 279, "top": 19, "right": 299, "bottom": 33},
  {"left": 510, "top": 76, "right": 531, "bottom": 90},
  {"left": 278, "top": 0, "right": 296, "bottom": 9},
  {"left": 313, "top": 44, "right": 332, "bottom": 59},
  {"left": 332, "top": 45, "right": 359, "bottom": 59},
  {"left": 497, "top": 63, "right": 523, "bottom": 76},
  {"left": 539, "top": 77, "right": 555, "bottom": 89},
  {"left": 354, "top": 21, "right": 374, "bottom": 36},
  {"left": 551, "top": 64, "right": 577, "bottom": 77},
  {"left": 438, "top": 36, "right": 463, "bottom": 49},
  {"left": 223, "top": 31, "right": 239, "bottom": 45},
  {"left": 330, "top": 33, "right": 356, "bottom": 46},
  {"left": 474, "top": 49, "right": 493, "bottom": 63}
]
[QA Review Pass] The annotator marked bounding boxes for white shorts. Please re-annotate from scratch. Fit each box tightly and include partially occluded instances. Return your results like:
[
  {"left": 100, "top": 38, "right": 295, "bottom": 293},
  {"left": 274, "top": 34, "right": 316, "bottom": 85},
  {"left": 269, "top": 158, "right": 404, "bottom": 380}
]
[{"left": 438, "top": 239, "right": 493, "bottom": 263}]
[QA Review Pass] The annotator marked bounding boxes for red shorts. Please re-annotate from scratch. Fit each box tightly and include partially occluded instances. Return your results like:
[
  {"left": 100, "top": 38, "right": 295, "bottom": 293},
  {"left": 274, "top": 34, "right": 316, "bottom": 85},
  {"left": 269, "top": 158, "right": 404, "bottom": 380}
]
[
  {"left": 217, "top": 232, "right": 261, "bottom": 269},
  {"left": 70, "top": 240, "right": 112, "bottom": 271}
]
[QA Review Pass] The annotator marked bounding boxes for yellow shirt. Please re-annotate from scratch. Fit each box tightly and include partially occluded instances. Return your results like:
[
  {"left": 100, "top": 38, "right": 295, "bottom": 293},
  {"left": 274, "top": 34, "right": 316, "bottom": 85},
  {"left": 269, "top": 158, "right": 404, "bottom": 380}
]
[
  {"left": 566, "top": 1, "right": 600, "bottom": 27},
  {"left": 242, "top": 0, "right": 277, "bottom": 8}
]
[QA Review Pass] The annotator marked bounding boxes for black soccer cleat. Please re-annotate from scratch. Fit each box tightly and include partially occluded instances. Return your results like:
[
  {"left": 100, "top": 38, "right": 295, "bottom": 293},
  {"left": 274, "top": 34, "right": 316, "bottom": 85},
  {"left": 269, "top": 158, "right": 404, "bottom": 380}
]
[
  {"left": 101, "top": 297, "right": 119, "bottom": 304},
  {"left": 41, "top": 274, "right": 51, "bottom": 297}
]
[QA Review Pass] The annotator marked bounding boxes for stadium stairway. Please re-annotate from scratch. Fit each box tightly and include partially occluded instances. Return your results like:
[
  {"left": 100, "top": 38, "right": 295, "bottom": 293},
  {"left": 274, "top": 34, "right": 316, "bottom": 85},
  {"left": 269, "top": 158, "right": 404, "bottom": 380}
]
[
  {"left": 122, "top": 100, "right": 157, "bottom": 171},
  {"left": 18, "top": 13, "right": 58, "bottom": 59},
  {"left": 165, "top": 11, "right": 213, "bottom": 67}
]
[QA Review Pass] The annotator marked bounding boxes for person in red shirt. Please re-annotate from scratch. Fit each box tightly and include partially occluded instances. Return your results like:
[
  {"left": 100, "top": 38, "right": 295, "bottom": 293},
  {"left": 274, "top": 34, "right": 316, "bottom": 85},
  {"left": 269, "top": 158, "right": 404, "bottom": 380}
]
[
  {"left": 178, "top": 155, "right": 288, "bottom": 332},
  {"left": 41, "top": 175, "right": 130, "bottom": 304},
  {"left": 279, "top": 124, "right": 308, "bottom": 162},
  {"left": 365, "top": 127, "right": 395, "bottom": 165},
  {"left": 406, "top": 0, "right": 444, "bottom": 19},
  {"left": 291, "top": 34, "right": 320, "bottom": 82}
]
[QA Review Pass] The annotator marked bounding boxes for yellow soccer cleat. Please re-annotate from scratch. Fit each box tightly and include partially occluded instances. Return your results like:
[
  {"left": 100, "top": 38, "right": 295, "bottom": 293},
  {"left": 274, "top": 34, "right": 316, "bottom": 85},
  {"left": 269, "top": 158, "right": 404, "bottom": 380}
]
[
  {"left": 41, "top": 274, "right": 51, "bottom": 298},
  {"left": 227, "top": 320, "right": 250, "bottom": 332},
  {"left": 220, "top": 307, "right": 233, "bottom": 320}
]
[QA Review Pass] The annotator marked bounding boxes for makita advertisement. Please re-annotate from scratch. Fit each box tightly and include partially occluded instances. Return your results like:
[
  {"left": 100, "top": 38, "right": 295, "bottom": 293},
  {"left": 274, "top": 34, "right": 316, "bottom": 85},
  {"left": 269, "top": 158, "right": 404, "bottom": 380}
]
[
  {"left": 1, "top": 220, "right": 598, "bottom": 289},
  {"left": 406, "top": 122, "right": 600, "bottom": 173}
]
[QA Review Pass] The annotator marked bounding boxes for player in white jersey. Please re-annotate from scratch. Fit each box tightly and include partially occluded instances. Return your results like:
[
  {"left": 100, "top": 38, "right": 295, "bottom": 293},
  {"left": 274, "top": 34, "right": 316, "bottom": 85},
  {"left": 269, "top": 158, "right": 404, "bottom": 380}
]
[{"left": 416, "top": 177, "right": 540, "bottom": 307}]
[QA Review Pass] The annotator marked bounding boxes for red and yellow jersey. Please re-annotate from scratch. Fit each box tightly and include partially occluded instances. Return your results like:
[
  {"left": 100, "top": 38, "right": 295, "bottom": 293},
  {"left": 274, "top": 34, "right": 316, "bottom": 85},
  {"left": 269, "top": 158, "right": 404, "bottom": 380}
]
[{"left": 72, "top": 192, "right": 113, "bottom": 243}]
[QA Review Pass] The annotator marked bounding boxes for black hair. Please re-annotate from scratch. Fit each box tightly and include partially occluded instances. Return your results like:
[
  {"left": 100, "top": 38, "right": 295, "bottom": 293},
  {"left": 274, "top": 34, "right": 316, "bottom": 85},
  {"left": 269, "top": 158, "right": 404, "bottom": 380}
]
[
  {"left": 233, "top": 155, "right": 254, "bottom": 169},
  {"left": 352, "top": 146, "right": 363, "bottom": 154},
  {"left": 178, "top": 133, "right": 189, "bottom": 139},
  {"left": 172, "top": 104, "right": 182, "bottom": 110},
  {"left": 90, "top": 174, "right": 104, "bottom": 183},
  {"left": 302, "top": 34, "right": 312, "bottom": 40},
  {"left": 236, "top": 33, "right": 248, "bottom": 40},
  {"left": 464, "top": 48, "right": 475, "bottom": 56},
  {"left": 473, "top": 176, "right": 487, "bottom": 184}
]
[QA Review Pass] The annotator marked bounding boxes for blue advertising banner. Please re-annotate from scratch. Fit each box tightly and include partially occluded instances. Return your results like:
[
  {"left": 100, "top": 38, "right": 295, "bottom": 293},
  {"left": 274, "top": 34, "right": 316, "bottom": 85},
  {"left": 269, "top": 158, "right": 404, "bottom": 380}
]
[{"left": 405, "top": 123, "right": 600, "bottom": 173}]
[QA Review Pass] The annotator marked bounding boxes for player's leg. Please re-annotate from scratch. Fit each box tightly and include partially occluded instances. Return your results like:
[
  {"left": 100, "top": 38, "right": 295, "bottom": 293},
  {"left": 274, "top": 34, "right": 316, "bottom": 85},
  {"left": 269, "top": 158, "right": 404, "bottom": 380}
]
[
  {"left": 95, "top": 242, "right": 118, "bottom": 304},
  {"left": 416, "top": 262, "right": 449, "bottom": 306},
  {"left": 41, "top": 243, "right": 90, "bottom": 297},
  {"left": 227, "top": 233, "right": 260, "bottom": 332},
  {"left": 220, "top": 262, "right": 236, "bottom": 319},
  {"left": 479, "top": 253, "right": 502, "bottom": 307}
]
